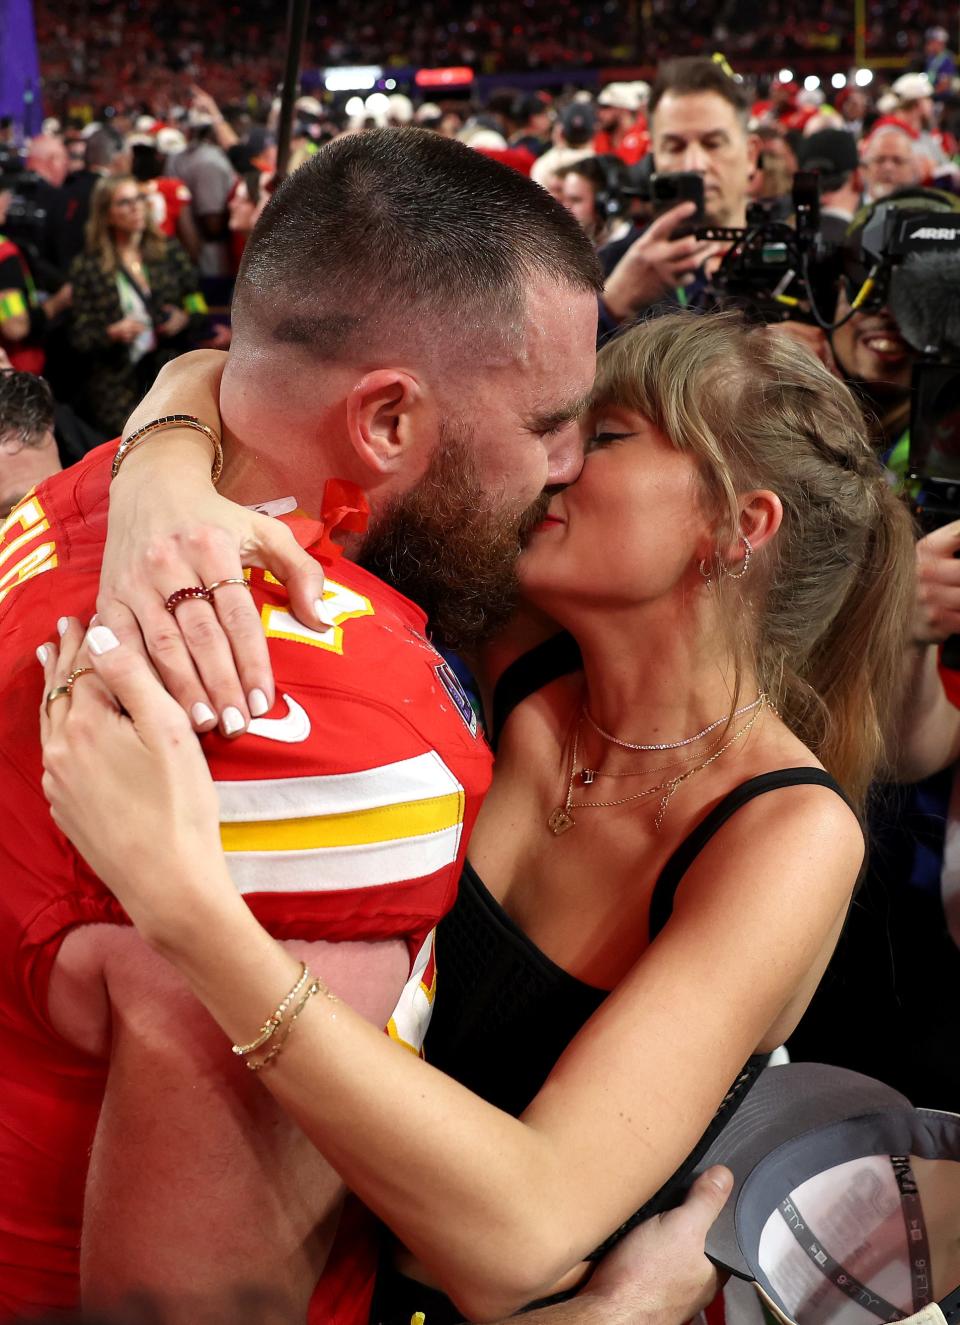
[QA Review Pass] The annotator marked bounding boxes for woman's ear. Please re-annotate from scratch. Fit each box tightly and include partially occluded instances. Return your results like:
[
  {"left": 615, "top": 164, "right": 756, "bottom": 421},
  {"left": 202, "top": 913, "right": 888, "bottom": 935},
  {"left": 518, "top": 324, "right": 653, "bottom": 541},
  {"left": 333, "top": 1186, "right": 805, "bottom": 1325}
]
[
  {"left": 722, "top": 489, "right": 783, "bottom": 563},
  {"left": 345, "top": 370, "right": 425, "bottom": 476}
]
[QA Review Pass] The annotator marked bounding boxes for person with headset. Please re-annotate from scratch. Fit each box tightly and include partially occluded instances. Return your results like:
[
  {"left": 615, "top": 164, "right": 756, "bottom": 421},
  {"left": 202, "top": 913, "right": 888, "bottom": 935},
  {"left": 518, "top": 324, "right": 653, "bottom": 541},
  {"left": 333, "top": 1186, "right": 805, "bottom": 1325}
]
[{"left": 557, "top": 155, "right": 642, "bottom": 275}]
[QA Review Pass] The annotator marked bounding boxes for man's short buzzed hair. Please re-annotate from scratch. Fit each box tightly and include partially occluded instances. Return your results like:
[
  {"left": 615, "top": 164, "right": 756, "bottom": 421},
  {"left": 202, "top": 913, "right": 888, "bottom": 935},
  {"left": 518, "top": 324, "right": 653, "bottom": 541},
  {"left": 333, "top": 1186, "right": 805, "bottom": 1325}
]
[
  {"left": 650, "top": 57, "right": 751, "bottom": 125},
  {"left": 0, "top": 371, "right": 55, "bottom": 448},
  {"left": 232, "top": 128, "right": 602, "bottom": 362}
]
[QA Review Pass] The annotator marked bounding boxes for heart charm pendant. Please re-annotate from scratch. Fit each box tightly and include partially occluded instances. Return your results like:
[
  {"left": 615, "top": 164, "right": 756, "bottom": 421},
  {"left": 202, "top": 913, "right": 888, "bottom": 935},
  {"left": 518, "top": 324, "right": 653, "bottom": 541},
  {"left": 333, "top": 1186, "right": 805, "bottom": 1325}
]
[{"left": 547, "top": 807, "right": 575, "bottom": 835}]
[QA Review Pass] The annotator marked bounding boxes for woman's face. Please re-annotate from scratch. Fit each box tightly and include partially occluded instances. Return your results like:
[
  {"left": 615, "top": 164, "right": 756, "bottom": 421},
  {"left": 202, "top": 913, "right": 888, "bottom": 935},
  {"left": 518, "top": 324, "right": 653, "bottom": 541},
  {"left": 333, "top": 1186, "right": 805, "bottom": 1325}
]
[
  {"left": 518, "top": 406, "right": 713, "bottom": 612},
  {"left": 108, "top": 184, "right": 148, "bottom": 238}
]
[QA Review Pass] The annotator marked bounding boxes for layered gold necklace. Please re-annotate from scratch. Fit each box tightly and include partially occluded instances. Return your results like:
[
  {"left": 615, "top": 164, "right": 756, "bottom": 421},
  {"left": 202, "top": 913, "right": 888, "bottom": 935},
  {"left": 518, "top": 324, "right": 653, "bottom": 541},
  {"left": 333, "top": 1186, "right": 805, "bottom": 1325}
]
[{"left": 547, "top": 696, "right": 768, "bottom": 836}]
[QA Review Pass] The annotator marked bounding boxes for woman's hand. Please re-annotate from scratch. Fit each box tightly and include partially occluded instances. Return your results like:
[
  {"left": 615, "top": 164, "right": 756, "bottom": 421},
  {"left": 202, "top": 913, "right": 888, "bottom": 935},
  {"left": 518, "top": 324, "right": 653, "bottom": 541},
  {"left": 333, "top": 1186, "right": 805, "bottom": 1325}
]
[
  {"left": 99, "top": 351, "right": 330, "bottom": 736},
  {"left": 107, "top": 315, "right": 149, "bottom": 344},
  {"left": 157, "top": 305, "right": 190, "bottom": 338},
  {"left": 39, "top": 619, "right": 239, "bottom": 951}
]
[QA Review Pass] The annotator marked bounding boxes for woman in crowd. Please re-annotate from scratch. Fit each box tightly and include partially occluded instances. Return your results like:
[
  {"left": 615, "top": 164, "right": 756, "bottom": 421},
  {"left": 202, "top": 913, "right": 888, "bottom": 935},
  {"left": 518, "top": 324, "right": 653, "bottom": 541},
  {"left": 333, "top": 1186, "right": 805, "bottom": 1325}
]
[
  {"left": 69, "top": 175, "right": 207, "bottom": 436},
  {"left": 41, "top": 313, "right": 915, "bottom": 1323}
]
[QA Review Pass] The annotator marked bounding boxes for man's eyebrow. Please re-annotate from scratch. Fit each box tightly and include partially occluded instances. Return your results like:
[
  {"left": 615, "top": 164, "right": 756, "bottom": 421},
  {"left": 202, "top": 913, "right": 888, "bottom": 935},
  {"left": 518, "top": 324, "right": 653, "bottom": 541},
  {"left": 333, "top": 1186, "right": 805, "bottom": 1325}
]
[{"left": 524, "top": 394, "right": 592, "bottom": 434}]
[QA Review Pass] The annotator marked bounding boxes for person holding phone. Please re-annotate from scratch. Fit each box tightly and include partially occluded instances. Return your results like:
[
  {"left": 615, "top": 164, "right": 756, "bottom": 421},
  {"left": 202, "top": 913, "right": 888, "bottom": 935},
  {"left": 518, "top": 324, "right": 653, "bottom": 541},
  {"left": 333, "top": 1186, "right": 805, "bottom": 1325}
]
[{"left": 601, "top": 56, "right": 758, "bottom": 332}]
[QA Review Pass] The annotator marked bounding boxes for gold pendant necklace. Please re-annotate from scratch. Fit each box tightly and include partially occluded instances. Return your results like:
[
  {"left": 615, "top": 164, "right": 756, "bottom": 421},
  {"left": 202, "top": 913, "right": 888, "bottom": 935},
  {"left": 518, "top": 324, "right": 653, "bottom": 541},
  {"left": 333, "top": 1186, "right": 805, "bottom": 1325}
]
[{"left": 547, "top": 697, "right": 767, "bottom": 836}]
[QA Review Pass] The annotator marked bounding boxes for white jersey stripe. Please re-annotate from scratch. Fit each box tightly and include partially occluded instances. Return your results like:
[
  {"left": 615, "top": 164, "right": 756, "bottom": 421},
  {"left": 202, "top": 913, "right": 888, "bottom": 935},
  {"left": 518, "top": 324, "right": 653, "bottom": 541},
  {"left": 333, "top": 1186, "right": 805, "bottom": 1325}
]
[
  {"left": 215, "top": 751, "right": 462, "bottom": 823},
  {"left": 225, "top": 822, "right": 463, "bottom": 893}
]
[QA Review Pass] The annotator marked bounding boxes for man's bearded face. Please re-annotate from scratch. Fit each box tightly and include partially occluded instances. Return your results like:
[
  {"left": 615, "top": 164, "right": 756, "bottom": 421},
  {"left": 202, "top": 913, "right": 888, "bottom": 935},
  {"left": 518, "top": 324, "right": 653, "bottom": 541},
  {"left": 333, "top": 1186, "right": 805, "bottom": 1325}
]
[{"left": 358, "top": 424, "right": 551, "bottom": 650}]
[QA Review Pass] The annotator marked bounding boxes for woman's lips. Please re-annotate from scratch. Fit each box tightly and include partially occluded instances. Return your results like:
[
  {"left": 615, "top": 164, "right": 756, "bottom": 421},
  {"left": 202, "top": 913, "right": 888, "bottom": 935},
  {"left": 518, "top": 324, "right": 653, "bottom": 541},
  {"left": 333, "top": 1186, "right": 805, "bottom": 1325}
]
[{"left": 532, "top": 514, "right": 564, "bottom": 532}]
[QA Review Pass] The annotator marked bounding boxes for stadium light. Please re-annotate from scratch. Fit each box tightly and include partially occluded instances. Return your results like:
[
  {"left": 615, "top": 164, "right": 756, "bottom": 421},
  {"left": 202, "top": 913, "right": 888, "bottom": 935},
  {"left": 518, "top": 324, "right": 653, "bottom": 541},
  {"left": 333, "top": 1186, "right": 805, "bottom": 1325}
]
[
  {"left": 804, "top": 75, "right": 821, "bottom": 91},
  {"left": 365, "top": 92, "right": 390, "bottom": 115},
  {"left": 855, "top": 68, "right": 874, "bottom": 86},
  {"left": 345, "top": 96, "right": 365, "bottom": 116},
  {"left": 777, "top": 68, "right": 794, "bottom": 83},
  {"left": 831, "top": 72, "right": 847, "bottom": 89},
  {"left": 385, "top": 78, "right": 397, "bottom": 90},
  {"left": 324, "top": 65, "right": 382, "bottom": 92}
]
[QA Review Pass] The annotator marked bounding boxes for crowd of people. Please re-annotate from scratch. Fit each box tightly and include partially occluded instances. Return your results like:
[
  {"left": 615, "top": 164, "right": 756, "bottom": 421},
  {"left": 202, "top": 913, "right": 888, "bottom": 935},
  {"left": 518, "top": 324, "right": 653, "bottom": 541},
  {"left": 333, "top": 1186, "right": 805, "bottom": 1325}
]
[
  {"left": 2, "top": 23, "right": 960, "bottom": 1325},
  {"left": 29, "top": 0, "right": 960, "bottom": 110}
]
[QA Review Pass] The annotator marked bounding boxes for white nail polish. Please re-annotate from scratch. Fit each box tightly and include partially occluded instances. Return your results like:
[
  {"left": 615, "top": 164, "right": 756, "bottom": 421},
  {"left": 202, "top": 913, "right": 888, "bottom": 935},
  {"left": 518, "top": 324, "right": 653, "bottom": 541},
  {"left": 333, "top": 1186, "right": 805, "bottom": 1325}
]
[
  {"left": 222, "top": 706, "right": 245, "bottom": 736},
  {"left": 248, "top": 688, "right": 270, "bottom": 718},
  {"left": 87, "top": 625, "right": 121, "bottom": 655},
  {"left": 191, "top": 702, "right": 216, "bottom": 727},
  {"left": 36, "top": 644, "right": 50, "bottom": 665},
  {"left": 57, "top": 617, "right": 69, "bottom": 637},
  {"left": 315, "top": 598, "right": 336, "bottom": 629}
]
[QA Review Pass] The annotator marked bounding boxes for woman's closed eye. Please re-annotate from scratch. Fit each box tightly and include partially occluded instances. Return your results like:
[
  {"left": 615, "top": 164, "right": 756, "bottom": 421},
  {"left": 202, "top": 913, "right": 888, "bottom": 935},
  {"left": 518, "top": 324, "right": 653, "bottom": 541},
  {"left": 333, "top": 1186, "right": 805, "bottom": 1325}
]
[{"left": 585, "top": 430, "right": 638, "bottom": 452}]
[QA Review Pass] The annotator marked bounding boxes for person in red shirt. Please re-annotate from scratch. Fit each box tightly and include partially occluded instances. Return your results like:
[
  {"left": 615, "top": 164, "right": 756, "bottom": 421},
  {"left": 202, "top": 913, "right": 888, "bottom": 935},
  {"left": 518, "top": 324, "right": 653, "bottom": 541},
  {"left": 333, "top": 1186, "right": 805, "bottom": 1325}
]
[
  {"left": 0, "top": 126, "right": 599, "bottom": 1323},
  {"left": 593, "top": 82, "right": 650, "bottom": 167}
]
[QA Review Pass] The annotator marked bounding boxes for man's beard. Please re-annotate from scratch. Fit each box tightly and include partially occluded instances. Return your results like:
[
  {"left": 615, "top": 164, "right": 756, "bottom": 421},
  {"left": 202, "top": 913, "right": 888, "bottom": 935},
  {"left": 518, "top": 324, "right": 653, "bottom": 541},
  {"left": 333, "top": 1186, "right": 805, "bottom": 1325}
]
[{"left": 357, "top": 427, "right": 551, "bottom": 651}]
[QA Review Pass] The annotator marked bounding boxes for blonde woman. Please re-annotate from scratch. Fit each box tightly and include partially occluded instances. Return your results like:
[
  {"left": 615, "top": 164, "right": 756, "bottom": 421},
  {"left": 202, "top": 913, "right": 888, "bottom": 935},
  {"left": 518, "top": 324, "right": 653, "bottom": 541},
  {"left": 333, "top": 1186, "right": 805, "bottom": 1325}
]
[
  {"left": 69, "top": 175, "right": 207, "bottom": 435},
  {"left": 41, "top": 314, "right": 915, "bottom": 1323}
]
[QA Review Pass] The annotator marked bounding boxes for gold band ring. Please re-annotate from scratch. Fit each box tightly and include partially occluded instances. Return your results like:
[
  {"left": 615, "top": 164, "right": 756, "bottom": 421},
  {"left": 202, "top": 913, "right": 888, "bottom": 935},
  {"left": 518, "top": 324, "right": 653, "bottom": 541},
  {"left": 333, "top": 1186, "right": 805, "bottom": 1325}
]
[
  {"left": 45, "top": 685, "right": 73, "bottom": 713},
  {"left": 66, "top": 666, "right": 95, "bottom": 687},
  {"left": 206, "top": 577, "right": 252, "bottom": 594}
]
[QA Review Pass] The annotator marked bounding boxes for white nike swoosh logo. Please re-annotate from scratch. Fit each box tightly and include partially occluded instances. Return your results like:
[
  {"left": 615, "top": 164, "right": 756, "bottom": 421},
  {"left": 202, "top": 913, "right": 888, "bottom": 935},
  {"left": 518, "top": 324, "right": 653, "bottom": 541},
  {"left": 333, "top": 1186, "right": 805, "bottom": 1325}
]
[{"left": 248, "top": 694, "right": 311, "bottom": 743}]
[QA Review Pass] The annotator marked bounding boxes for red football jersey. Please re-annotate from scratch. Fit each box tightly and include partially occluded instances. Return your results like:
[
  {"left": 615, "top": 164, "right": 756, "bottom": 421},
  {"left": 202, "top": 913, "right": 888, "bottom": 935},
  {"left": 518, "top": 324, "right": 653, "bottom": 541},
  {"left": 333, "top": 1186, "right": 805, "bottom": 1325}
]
[{"left": 0, "top": 444, "right": 492, "bottom": 1317}]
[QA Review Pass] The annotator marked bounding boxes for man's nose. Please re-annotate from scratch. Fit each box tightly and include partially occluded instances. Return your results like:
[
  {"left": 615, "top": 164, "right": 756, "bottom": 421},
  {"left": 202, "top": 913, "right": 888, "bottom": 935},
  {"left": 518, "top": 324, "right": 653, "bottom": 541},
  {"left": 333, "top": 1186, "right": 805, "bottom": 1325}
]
[
  {"left": 546, "top": 428, "right": 585, "bottom": 487},
  {"left": 680, "top": 144, "right": 709, "bottom": 174}
]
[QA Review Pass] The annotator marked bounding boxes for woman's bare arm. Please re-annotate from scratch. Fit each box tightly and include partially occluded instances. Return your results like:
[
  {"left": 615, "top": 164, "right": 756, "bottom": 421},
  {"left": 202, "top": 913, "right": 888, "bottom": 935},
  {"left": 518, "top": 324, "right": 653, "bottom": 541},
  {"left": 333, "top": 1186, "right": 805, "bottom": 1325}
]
[
  {"left": 100, "top": 351, "right": 327, "bottom": 731},
  {"left": 41, "top": 626, "right": 861, "bottom": 1322}
]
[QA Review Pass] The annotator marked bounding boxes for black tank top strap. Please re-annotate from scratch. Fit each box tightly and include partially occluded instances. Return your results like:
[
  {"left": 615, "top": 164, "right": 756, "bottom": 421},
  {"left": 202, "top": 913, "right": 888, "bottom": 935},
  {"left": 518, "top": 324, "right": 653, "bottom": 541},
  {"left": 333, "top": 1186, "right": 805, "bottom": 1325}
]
[
  {"left": 489, "top": 631, "right": 582, "bottom": 751},
  {"left": 648, "top": 768, "right": 856, "bottom": 942}
]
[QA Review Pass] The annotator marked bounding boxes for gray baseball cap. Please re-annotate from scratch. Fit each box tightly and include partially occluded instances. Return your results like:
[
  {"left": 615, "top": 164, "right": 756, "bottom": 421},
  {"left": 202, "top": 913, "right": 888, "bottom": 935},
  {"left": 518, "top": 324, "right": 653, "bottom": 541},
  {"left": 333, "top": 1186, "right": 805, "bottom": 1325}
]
[{"left": 692, "top": 1063, "right": 960, "bottom": 1325}]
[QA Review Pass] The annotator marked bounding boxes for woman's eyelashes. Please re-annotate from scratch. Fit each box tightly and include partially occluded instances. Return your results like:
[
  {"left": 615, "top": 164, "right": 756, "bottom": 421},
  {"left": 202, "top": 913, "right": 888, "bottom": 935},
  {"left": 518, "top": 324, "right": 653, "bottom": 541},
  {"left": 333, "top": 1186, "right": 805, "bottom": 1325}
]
[{"left": 585, "top": 430, "right": 636, "bottom": 452}]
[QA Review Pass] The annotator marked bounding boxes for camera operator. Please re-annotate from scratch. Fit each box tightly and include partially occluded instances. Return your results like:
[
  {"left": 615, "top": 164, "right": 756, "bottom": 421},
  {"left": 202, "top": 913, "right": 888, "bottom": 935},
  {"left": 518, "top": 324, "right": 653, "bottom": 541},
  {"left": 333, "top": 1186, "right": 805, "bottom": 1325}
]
[
  {"left": 775, "top": 189, "right": 960, "bottom": 471},
  {"left": 557, "top": 155, "right": 642, "bottom": 273},
  {"left": 796, "top": 129, "right": 862, "bottom": 245},
  {"left": 600, "top": 56, "right": 754, "bottom": 333}
]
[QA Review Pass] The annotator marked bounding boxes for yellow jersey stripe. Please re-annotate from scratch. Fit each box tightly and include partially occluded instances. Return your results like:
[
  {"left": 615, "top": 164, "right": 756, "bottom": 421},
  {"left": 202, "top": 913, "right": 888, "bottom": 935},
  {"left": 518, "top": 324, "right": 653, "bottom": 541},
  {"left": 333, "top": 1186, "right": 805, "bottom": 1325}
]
[{"left": 221, "top": 790, "right": 464, "bottom": 853}]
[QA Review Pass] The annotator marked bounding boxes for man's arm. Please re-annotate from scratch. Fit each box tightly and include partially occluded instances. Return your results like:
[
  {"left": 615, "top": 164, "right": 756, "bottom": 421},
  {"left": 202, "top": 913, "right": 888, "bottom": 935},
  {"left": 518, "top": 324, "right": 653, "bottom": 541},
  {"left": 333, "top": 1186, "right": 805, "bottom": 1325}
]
[
  {"left": 49, "top": 924, "right": 408, "bottom": 1319},
  {"left": 493, "top": 1168, "right": 732, "bottom": 1325}
]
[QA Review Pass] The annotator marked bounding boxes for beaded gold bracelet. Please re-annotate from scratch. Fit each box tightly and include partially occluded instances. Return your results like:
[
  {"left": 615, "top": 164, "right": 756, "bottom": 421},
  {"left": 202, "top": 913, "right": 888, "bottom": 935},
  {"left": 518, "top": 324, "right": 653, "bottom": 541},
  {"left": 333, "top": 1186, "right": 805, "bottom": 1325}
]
[
  {"left": 231, "top": 961, "right": 312, "bottom": 1058},
  {"left": 244, "top": 976, "right": 326, "bottom": 1073},
  {"left": 111, "top": 414, "right": 223, "bottom": 484}
]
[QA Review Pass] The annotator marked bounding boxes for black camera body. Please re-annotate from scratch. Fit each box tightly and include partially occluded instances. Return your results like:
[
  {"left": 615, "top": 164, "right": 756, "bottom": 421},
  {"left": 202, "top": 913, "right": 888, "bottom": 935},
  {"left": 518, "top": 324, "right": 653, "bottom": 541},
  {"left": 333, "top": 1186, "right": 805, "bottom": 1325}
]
[{"left": 0, "top": 150, "right": 48, "bottom": 259}]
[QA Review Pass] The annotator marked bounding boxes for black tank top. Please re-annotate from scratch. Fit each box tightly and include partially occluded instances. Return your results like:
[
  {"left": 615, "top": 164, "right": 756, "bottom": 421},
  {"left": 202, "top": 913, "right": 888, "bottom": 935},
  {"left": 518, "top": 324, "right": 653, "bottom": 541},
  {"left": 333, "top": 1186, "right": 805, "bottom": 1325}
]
[{"left": 370, "top": 639, "right": 855, "bottom": 1324}]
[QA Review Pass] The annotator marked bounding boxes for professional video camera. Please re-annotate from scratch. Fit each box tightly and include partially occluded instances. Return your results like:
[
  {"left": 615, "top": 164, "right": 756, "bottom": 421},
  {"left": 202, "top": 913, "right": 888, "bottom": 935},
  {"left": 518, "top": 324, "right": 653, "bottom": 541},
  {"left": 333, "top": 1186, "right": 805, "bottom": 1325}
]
[
  {"left": 0, "top": 148, "right": 48, "bottom": 259},
  {"left": 699, "top": 182, "right": 960, "bottom": 530}
]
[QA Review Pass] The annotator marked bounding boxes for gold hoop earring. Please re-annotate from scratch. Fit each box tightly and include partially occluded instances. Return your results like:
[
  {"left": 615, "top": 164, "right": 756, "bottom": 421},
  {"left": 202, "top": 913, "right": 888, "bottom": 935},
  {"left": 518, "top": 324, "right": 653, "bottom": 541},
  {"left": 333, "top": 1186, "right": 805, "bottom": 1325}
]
[{"left": 724, "top": 533, "right": 753, "bottom": 580}]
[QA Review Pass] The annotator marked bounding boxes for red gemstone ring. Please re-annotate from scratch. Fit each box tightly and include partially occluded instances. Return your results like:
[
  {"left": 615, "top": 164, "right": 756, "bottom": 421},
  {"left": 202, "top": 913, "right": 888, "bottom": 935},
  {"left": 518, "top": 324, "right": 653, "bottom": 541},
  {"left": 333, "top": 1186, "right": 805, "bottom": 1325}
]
[{"left": 164, "top": 585, "right": 212, "bottom": 614}]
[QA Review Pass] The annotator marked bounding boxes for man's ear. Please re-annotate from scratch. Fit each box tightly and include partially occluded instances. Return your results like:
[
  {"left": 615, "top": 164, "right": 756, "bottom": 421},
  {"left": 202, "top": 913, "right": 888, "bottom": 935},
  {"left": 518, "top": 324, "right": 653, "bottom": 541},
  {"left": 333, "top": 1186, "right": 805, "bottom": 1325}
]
[
  {"left": 745, "top": 132, "right": 762, "bottom": 175},
  {"left": 345, "top": 369, "right": 426, "bottom": 476}
]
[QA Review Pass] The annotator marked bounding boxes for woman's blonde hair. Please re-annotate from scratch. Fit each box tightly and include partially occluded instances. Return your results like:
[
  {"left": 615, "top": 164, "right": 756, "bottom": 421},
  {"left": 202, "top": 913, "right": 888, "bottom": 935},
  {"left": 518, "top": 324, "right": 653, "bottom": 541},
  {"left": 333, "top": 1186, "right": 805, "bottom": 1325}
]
[
  {"left": 592, "top": 311, "right": 916, "bottom": 809},
  {"left": 84, "top": 175, "right": 166, "bottom": 273}
]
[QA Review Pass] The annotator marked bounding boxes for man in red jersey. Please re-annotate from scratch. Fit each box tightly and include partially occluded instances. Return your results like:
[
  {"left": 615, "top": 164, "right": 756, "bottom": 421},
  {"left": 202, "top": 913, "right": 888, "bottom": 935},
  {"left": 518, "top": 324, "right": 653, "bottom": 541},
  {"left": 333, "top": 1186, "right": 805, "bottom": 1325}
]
[{"left": 0, "top": 128, "right": 599, "bottom": 1322}]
